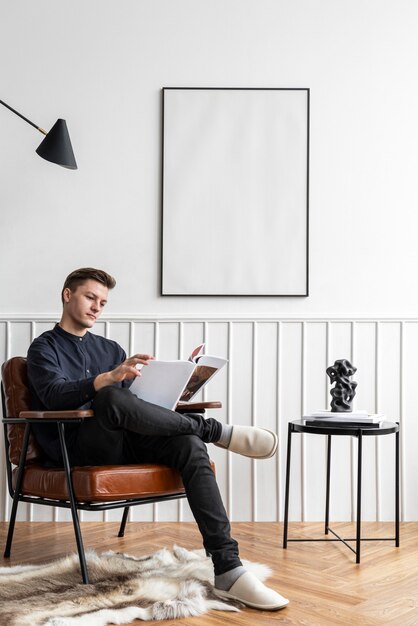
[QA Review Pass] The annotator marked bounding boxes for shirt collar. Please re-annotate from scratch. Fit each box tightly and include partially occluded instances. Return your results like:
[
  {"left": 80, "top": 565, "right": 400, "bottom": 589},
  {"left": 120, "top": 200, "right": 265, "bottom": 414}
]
[{"left": 54, "top": 323, "right": 90, "bottom": 343}]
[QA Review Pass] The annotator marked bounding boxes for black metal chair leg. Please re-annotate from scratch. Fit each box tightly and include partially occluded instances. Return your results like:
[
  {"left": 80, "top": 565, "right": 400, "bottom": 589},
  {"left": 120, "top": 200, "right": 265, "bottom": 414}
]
[
  {"left": 325, "top": 434, "right": 332, "bottom": 535},
  {"left": 4, "top": 423, "right": 31, "bottom": 558},
  {"left": 283, "top": 423, "right": 293, "bottom": 548},
  {"left": 118, "top": 506, "right": 130, "bottom": 537},
  {"left": 57, "top": 423, "right": 89, "bottom": 584}
]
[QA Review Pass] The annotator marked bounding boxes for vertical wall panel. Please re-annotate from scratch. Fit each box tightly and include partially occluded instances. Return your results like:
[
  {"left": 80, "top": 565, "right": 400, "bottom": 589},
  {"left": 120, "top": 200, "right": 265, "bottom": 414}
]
[
  {"left": 34, "top": 321, "right": 56, "bottom": 338},
  {"left": 280, "top": 323, "right": 303, "bottom": 521},
  {"left": 132, "top": 322, "right": 155, "bottom": 356},
  {"left": 0, "top": 322, "right": 6, "bottom": 361},
  {"left": 378, "top": 323, "right": 401, "bottom": 521},
  {"left": 92, "top": 321, "right": 106, "bottom": 338},
  {"left": 0, "top": 322, "right": 8, "bottom": 523},
  {"left": 0, "top": 316, "right": 416, "bottom": 523},
  {"left": 157, "top": 323, "right": 180, "bottom": 360},
  {"left": 107, "top": 322, "right": 131, "bottom": 355},
  {"left": 304, "top": 322, "right": 328, "bottom": 521},
  {"left": 402, "top": 322, "right": 418, "bottom": 521},
  {"left": 230, "top": 323, "right": 253, "bottom": 521},
  {"left": 255, "top": 322, "right": 278, "bottom": 521},
  {"left": 9, "top": 322, "right": 32, "bottom": 358}
]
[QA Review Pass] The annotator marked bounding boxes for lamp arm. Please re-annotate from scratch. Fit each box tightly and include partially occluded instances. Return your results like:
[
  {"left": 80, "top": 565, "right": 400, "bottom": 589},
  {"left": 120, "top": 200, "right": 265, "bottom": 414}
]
[{"left": 0, "top": 99, "right": 47, "bottom": 135}]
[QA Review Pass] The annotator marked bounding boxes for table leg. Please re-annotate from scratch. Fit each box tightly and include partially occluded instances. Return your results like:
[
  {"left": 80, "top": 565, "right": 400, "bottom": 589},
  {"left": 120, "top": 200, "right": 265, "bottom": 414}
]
[
  {"left": 395, "top": 428, "right": 400, "bottom": 547},
  {"left": 325, "top": 434, "right": 332, "bottom": 535},
  {"left": 356, "top": 430, "right": 363, "bottom": 564},
  {"left": 283, "top": 423, "right": 293, "bottom": 548}
]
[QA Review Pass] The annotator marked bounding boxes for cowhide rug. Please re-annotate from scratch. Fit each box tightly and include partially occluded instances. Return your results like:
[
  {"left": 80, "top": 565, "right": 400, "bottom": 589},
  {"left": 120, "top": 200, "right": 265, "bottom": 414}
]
[{"left": 0, "top": 545, "right": 272, "bottom": 626}]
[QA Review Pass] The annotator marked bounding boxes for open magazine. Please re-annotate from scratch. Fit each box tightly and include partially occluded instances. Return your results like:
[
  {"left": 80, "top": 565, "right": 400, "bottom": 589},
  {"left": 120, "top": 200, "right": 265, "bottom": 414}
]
[{"left": 129, "top": 344, "right": 227, "bottom": 410}]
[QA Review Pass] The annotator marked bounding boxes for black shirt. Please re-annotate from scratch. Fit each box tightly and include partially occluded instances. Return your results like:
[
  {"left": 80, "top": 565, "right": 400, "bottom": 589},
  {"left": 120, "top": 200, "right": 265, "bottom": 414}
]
[{"left": 27, "top": 324, "right": 127, "bottom": 464}]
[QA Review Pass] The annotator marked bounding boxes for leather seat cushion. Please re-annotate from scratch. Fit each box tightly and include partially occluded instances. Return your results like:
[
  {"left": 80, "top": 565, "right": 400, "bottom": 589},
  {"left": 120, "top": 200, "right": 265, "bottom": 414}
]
[{"left": 12, "top": 463, "right": 199, "bottom": 503}]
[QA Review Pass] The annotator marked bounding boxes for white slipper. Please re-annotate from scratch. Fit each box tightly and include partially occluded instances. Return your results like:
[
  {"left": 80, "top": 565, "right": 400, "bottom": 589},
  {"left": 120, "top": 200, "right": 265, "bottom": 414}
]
[
  {"left": 216, "top": 425, "right": 278, "bottom": 459},
  {"left": 213, "top": 571, "right": 289, "bottom": 610}
]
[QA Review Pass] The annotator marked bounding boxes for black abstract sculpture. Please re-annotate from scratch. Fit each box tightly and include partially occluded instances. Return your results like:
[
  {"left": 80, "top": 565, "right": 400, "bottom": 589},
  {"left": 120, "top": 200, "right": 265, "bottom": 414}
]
[{"left": 326, "top": 359, "right": 357, "bottom": 412}]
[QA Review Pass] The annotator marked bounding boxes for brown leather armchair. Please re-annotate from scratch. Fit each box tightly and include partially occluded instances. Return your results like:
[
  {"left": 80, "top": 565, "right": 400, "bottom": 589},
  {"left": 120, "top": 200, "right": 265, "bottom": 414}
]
[{"left": 1, "top": 357, "right": 219, "bottom": 583}]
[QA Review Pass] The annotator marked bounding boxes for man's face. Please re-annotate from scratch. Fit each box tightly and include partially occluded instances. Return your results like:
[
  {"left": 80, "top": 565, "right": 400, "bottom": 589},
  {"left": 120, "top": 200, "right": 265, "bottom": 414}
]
[{"left": 62, "top": 279, "right": 109, "bottom": 331}]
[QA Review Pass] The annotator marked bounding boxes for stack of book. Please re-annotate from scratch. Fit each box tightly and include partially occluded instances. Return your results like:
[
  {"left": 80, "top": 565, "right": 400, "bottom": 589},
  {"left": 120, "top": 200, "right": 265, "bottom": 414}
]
[{"left": 303, "top": 410, "right": 386, "bottom": 428}]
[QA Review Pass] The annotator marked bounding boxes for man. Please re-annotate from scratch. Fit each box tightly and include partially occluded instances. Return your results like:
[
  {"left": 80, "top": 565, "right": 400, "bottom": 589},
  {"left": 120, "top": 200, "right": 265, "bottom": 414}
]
[{"left": 27, "top": 268, "right": 289, "bottom": 611}]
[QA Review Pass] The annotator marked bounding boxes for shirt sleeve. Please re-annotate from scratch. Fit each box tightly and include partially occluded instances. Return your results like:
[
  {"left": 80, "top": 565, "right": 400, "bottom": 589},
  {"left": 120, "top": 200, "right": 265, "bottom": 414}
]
[
  {"left": 27, "top": 341, "right": 97, "bottom": 410},
  {"left": 119, "top": 347, "right": 134, "bottom": 388}
]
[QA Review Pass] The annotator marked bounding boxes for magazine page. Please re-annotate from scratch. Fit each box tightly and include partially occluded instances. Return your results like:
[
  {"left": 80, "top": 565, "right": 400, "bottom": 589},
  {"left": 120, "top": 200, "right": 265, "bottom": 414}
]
[
  {"left": 129, "top": 360, "right": 195, "bottom": 410},
  {"left": 188, "top": 344, "right": 205, "bottom": 362},
  {"left": 179, "top": 355, "right": 227, "bottom": 402}
]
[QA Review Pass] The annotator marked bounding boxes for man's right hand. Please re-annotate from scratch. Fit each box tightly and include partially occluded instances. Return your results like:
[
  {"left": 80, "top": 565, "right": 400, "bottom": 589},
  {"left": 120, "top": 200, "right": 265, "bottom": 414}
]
[{"left": 94, "top": 354, "right": 154, "bottom": 391}]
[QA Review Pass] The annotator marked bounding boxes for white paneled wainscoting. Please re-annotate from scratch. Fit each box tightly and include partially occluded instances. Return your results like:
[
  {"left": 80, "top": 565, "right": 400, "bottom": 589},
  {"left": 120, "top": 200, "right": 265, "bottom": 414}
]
[{"left": 1, "top": 315, "right": 417, "bottom": 524}]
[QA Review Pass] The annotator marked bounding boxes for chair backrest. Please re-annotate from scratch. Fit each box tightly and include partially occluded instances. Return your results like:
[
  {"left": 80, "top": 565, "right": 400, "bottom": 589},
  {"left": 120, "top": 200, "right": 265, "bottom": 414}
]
[{"left": 1, "top": 357, "right": 44, "bottom": 464}]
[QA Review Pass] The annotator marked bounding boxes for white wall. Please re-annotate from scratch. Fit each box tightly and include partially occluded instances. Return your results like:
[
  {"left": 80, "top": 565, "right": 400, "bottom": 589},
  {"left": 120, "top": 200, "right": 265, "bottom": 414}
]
[
  {"left": 1, "top": 1, "right": 418, "bottom": 521},
  {"left": 1, "top": 0, "right": 418, "bottom": 315}
]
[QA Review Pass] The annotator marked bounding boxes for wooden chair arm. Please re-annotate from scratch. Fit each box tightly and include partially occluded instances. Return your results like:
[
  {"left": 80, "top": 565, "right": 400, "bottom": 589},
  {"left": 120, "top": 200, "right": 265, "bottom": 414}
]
[
  {"left": 18, "top": 402, "right": 221, "bottom": 419},
  {"left": 19, "top": 410, "right": 94, "bottom": 420},
  {"left": 176, "top": 401, "right": 222, "bottom": 412}
]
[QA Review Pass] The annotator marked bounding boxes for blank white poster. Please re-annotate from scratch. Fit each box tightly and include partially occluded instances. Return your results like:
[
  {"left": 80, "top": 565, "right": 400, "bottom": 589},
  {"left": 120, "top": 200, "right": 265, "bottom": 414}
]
[{"left": 162, "top": 88, "right": 309, "bottom": 296}]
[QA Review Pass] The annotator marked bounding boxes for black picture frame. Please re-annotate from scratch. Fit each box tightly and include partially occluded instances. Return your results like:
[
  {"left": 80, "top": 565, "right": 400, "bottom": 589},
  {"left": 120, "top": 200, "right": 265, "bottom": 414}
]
[{"left": 161, "top": 87, "right": 309, "bottom": 297}]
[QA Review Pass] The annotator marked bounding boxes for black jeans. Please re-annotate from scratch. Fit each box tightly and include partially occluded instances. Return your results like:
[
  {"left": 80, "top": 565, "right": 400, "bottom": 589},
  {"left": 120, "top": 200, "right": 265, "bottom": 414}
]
[{"left": 70, "top": 386, "right": 242, "bottom": 575}]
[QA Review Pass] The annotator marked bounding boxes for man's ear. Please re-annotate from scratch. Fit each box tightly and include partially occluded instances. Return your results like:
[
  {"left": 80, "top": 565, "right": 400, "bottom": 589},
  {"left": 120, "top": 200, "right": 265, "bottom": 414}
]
[{"left": 62, "top": 287, "right": 72, "bottom": 304}]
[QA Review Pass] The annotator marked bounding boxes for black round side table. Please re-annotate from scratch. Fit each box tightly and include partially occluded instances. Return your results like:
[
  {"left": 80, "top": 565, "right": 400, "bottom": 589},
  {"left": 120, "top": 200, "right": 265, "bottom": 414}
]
[{"left": 282, "top": 420, "right": 400, "bottom": 563}]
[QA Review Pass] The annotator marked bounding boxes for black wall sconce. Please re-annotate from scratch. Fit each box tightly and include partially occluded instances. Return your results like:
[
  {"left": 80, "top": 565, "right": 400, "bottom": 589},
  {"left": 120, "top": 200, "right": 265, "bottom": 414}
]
[{"left": 0, "top": 99, "right": 77, "bottom": 169}]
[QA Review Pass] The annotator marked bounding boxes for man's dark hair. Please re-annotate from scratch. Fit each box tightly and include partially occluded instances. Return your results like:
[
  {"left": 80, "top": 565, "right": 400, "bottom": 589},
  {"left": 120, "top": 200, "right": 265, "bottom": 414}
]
[{"left": 61, "top": 268, "right": 116, "bottom": 303}]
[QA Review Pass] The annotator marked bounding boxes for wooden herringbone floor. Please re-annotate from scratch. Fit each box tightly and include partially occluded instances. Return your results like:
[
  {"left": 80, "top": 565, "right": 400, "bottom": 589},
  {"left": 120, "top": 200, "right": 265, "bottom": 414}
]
[{"left": 0, "top": 522, "right": 417, "bottom": 625}]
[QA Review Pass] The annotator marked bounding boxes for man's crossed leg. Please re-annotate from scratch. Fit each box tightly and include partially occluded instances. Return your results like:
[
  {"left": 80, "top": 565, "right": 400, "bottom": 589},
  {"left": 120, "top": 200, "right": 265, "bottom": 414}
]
[{"left": 71, "top": 386, "right": 288, "bottom": 611}]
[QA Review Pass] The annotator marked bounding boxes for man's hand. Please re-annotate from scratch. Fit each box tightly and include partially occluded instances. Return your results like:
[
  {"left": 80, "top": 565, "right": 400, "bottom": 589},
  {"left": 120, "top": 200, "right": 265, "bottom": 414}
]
[{"left": 94, "top": 354, "right": 154, "bottom": 391}]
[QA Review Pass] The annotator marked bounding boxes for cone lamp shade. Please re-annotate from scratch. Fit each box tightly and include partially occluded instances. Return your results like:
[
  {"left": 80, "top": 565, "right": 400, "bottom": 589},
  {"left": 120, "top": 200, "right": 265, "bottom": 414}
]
[
  {"left": 0, "top": 99, "right": 77, "bottom": 169},
  {"left": 36, "top": 119, "right": 77, "bottom": 169}
]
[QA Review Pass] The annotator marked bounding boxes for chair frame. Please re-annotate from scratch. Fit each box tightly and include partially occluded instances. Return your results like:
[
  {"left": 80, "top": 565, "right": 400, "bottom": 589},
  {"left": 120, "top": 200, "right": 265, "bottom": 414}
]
[{"left": 1, "top": 382, "right": 219, "bottom": 583}]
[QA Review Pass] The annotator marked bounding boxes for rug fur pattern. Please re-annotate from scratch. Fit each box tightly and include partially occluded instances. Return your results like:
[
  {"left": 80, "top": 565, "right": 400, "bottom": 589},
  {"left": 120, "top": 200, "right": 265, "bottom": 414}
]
[{"left": 0, "top": 545, "right": 272, "bottom": 626}]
